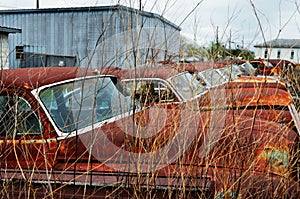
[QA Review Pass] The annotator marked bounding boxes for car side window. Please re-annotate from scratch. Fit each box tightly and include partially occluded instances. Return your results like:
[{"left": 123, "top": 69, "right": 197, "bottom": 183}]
[
  {"left": 125, "top": 80, "right": 176, "bottom": 105},
  {"left": 155, "top": 82, "right": 176, "bottom": 103},
  {"left": 251, "top": 62, "right": 263, "bottom": 69},
  {"left": 0, "top": 95, "right": 42, "bottom": 137}
]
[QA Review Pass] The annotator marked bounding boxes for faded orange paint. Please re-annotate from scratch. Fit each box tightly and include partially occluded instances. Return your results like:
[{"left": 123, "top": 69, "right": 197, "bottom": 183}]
[{"left": 0, "top": 66, "right": 299, "bottom": 198}]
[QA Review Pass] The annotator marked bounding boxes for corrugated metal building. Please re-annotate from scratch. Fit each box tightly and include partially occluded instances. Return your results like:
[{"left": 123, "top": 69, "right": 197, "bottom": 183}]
[
  {"left": 0, "top": 5, "right": 181, "bottom": 68},
  {"left": 0, "top": 26, "right": 21, "bottom": 69}
]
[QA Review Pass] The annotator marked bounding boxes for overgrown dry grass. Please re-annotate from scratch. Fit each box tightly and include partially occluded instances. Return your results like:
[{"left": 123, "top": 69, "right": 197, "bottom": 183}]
[
  {"left": 0, "top": 62, "right": 299, "bottom": 199},
  {"left": 0, "top": 1, "right": 300, "bottom": 198}
]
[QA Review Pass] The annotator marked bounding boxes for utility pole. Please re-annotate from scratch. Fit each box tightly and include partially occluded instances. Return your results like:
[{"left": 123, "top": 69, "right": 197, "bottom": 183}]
[
  {"left": 229, "top": 29, "right": 231, "bottom": 51},
  {"left": 216, "top": 26, "right": 220, "bottom": 59},
  {"left": 139, "top": 0, "right": 142, "bottom": 11},
  {"left": 216, "top": 26, "right": 219, "bottom": 46},
  {"left": 242, "top": 36, "right": 244, "bottom": 49},
  {"left": 36, "top": 0, "right": 39, "bottom": 9}
]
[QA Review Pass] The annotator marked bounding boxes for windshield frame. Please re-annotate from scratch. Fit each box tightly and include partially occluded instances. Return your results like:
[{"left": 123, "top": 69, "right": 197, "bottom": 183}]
[
  {"left": 31, "top": 75, "right": 137, "bottom": 137},
  {"left": 167, "top": 71, "right": 207, "bottom": 101},
  {"left": 122, "top": 77, "right": 184, "bottom": 104}
]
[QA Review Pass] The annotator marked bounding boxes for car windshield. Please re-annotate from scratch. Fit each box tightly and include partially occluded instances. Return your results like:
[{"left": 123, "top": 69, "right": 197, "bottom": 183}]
[
  {"left": 198, "top": 69, "right": 227, "bottom": 87},
  {"left": 168, "top": 72, "right": 206, "bottom": 100},
  {"left": 264, "top": 61, "right": 273, "bottom": 67},
  {"left": 239, "top": 62, "right": 256, "bottom": 76},
  {"left": 39, "top": 77, "right": 134, "bottom": 133},
  {"left": 218, "top": 65, "right": 243, "bottom": 80}
]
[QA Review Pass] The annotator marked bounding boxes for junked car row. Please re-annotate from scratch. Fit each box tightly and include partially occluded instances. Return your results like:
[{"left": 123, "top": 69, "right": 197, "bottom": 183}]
[
  {"left": 103, "top": 62, "right": 300, "bottom": 197},
  {"left": 0, "top": 62, "right": 299, "bottom": 198}
]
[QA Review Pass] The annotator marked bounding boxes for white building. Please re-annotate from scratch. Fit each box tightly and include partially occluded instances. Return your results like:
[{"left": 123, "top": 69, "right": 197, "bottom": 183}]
[
  {"left": 254, "top": 39, "right": 300, "bottom": 63},
  {"left": 0, "top": 26, "right": 21, "bottom": 69}
]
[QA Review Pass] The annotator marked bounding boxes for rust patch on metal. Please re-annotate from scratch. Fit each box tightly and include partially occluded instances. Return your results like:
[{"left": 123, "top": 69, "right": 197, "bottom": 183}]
[{"left": 258, "top": 145, "right": 290, "bottom": 175}]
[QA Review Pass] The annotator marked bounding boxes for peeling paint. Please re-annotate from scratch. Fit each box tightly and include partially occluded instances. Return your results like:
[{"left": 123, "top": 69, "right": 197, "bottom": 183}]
[
  {"left": 259, "top": 146, "right": 290, "bottom": 174},
  {"left": 215, "top": 189, "right": 242, "bottom": 199}
]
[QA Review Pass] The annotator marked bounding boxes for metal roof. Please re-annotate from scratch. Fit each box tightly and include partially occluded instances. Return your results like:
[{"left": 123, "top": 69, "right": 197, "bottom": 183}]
[
  {"left": 0, "top": 26, "right": 21, "bottom": 34},
  {"left": 254, "top": 39, "right": 300, "bottom": 48},
  {"left": 0, "top": 5, "right": 181, "bottom": 31}
]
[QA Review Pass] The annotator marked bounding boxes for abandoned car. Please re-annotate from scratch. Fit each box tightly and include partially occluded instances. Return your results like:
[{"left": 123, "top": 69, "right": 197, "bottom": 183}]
[{"left": 0, "top": 66, "right": 299, "bottom": 198}]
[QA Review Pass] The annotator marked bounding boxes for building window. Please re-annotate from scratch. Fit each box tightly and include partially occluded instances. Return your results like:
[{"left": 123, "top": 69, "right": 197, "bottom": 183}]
[
  {"left": 277, "top": 50, "right": 281, "bottom": 59},
  {"left": 16, "top": 45, "right": 24, "bottom": 60},
  {"left": 264, "top": 49, "right": 268, "bottom": 59},
  {"left": 291, "top": 50, "right": 294, "bottom": 60}
]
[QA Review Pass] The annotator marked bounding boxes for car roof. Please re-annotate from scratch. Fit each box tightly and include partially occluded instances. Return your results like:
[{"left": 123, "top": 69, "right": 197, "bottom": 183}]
[
  {"left": 0, "top": 67, "right": 102, "bottom": 90},
  {"left": 103, "top": 66, "right": 182, "bottom": 80}
]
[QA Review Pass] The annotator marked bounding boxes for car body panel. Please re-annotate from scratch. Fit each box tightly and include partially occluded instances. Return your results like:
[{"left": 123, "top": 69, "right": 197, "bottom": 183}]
[{"left": 0, "top": 67, "right": 299, "bottom": 198}]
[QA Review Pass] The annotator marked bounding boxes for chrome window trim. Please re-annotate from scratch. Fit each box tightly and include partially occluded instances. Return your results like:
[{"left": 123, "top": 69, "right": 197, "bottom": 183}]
[
  {"left": 31, "top": 75, "right": 136, "bottom": 138},
  {"left": 122, "top": 77, "right": 184, "bottom": 102}
]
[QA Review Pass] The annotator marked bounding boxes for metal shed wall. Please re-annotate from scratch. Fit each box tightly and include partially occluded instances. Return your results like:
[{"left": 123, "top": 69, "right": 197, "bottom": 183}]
[
  {"left": 0, "top": 5, "right": 181, "bottom": 68},
  {"left": 0, "top": 33, "right": 8, "bottom": 69},
  {"left": 0, "top": 27, "right": 20, "bottom": 69}
]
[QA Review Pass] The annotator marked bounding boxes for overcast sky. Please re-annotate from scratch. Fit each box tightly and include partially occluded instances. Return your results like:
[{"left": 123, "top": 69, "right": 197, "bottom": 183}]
[{"left": 1, "top": 0, "right": 300, "bottom": 49}]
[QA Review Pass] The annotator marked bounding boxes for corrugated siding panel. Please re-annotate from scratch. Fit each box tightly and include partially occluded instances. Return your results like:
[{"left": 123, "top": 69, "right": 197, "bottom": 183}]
[
  {"left": 0, "top": 7, "right": 180, "bottom": 68},
  {"left": 6, "top": 13, "right": 23, "bottom": 68},
  {"left": 0, "top": 33, "right": 9, "bottom": 69}
]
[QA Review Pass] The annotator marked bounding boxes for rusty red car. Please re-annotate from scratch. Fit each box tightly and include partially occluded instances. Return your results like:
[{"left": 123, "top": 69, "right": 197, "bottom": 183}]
[
  {"left": 0, "top": 66, "right": 299, "bottom": 198},
  {"left": 104, "top": 65, "right": 300, "bottom": 197}
]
